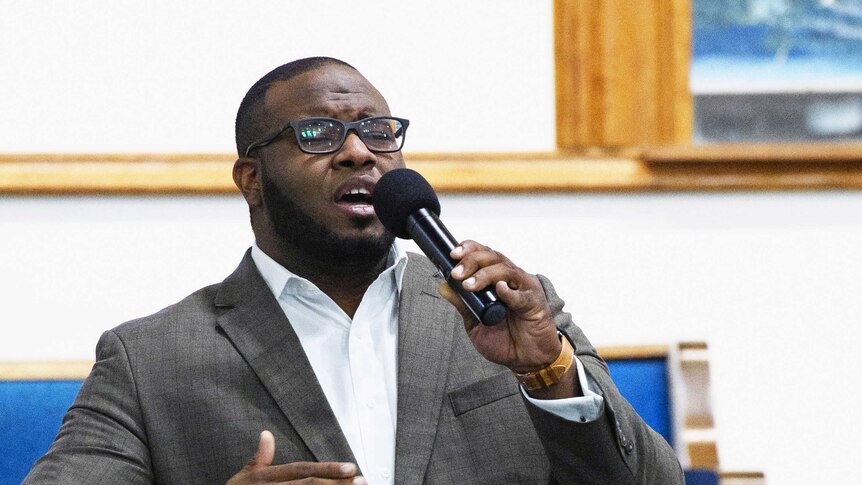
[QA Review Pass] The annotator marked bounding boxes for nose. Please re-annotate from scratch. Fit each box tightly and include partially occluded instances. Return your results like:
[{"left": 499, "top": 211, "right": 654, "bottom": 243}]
[{"left": 331, "top": 131, "right": 377, "bottom": 170}]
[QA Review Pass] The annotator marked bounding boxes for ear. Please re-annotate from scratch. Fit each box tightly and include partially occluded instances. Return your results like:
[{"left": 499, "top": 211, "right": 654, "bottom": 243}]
[{"left": 233, "top": 157, "right": 262, "bottom": 208}]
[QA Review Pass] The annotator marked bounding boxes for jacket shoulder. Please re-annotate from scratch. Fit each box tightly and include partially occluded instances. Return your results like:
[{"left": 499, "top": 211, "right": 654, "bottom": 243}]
[{"left": 109, "top": 282, "right": 222, "bottom": 343}]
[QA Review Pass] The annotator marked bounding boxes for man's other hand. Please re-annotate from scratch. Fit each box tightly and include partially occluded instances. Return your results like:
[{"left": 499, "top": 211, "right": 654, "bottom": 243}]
[{"left": 226, "top": 431, "right": 366, "bottom": 484}]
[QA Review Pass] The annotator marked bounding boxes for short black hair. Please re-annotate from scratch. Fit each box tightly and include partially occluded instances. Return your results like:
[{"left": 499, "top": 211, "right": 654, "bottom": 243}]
[{"left": 235, "top": 57, "right": 355, "bottom": 157}]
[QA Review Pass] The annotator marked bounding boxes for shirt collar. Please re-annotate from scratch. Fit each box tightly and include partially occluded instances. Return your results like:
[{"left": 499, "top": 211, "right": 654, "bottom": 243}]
[{"left": 251, "top": 241, "right": 409, "bottom": 300}]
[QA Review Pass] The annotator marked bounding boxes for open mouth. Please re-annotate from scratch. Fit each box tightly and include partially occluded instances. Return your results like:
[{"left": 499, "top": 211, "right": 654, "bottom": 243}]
[
  {"left": 335, "top": 182, "right": 376, "bottom": 218},
  {"left": 339, "top": 187, "right": 373, "bottom": 205}
]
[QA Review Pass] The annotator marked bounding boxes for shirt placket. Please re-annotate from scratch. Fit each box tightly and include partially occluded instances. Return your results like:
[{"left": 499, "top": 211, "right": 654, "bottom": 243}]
[{"left": 348, "top": 294, "right": 396, "bottom": 484}]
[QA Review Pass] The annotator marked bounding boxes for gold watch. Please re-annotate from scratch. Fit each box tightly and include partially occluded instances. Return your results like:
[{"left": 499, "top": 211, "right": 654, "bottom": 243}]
[{"left": 512, "top": 334, "right": 575, "bottom": 391}]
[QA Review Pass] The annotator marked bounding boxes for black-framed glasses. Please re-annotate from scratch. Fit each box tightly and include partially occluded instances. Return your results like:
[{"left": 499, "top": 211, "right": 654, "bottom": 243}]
[{"left": 244, "top": 116, "right": 409, "bottom": 157}]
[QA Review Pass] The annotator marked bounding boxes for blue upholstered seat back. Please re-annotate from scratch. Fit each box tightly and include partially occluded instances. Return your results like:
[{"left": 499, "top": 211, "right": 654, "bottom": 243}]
[
  {"left": 607, "top": 357, "right": 674, "bottom": 446},
  {"left": 0, "top": 381, "right": 83, "bottom": 485}
]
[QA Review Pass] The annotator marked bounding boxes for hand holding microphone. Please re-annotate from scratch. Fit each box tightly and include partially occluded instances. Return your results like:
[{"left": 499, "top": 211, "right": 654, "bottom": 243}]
[
  {"left": 373, "top": 169, "right": 566, "bottom": 379},
  {"left": 372, "top": 168, "right": 507, "bottom": 325}
]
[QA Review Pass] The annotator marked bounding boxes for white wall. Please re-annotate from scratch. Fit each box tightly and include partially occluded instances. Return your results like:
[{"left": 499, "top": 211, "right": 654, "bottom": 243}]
[
  {"left": 3, "top": 192, "right": 861, "bottom": 485},
  {"left": 2, "top": 1, "right": 861, "bottom": 484},
  {"left": 0, "top": 0, "right": 555, "bottom": 153}
]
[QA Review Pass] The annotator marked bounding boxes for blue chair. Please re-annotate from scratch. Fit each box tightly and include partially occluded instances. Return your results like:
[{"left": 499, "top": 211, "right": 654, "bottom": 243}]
[
  {"left": 602, "top": 345, "right": 724, "bottom": 485},
  {"left": 604, "top": 348, "right": 674, "bottom": 446}
]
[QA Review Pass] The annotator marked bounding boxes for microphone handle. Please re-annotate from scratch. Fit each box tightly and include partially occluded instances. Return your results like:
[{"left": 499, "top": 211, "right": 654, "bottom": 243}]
[{"left": 406, "top": 208, "right": 507, "bottom": 325}]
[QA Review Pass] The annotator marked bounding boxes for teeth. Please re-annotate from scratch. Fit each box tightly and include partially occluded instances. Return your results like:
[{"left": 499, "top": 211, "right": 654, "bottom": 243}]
[{"left": 347, "top": 188, "right": 370, "bottom": 195}]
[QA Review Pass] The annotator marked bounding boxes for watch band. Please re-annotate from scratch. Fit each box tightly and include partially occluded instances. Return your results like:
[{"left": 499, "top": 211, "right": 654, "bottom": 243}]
[{"left": 512, "top": 333, "right": 575, "bottom": 391}]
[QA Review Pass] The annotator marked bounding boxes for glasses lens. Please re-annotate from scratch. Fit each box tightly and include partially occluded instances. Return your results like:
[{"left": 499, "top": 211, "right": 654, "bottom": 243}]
[
  {"left": 359, "top": 118, "right": 404, "bottom": 152},
  {"left": 295, "top": 119, "right": 344, "bottom": 153}
]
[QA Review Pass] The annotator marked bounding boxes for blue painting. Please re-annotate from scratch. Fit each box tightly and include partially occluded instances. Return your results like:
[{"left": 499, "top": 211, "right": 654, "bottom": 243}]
[{"left": 692, "top": 0, "right": 862, "bottom": 91}]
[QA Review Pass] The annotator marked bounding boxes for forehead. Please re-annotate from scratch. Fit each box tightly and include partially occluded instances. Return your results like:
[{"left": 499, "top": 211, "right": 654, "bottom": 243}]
[{"left": 263, "top": 65, "right": 391, "bottom": 123}]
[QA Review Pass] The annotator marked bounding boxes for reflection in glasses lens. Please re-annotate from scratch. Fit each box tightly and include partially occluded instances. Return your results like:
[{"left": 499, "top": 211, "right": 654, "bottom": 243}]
[
  {"left": 294, "top": 117, "right": 406, "bottom": 154},
  {"left": 358, "top": 118, "right": 402, "bottom": 152},
  {"left": 298, "top": 120, "right": 340, "bottom": 152}
]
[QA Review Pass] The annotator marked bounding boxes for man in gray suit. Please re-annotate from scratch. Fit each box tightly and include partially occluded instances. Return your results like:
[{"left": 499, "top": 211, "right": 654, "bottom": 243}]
[{"left": 25, "top": 57, "right": 683, "bottom": 484}]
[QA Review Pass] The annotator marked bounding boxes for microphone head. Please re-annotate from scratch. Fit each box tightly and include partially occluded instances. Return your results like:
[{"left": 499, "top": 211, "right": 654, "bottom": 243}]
[{"left": 373, "top": 168, "right": 441, "bottom": 239}]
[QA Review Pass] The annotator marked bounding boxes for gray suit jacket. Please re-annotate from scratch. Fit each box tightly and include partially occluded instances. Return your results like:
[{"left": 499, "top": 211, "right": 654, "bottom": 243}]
[{"left": 25, "top": 251, "right": 682, "bottom": 484}]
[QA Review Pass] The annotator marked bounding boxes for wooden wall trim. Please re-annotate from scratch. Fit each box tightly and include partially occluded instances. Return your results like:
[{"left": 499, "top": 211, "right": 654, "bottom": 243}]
[
  {"left": 1, "top": 149, "right": 861, "bottom": 195},
  {"left": 0, "top": 361, "right": 94, "bottom": 381},
  {"left": 597, "top": 344, "right": 669, "bottom": 360},
  {"left": 645, "top": 143, "right": 862, "bottom": 163}
]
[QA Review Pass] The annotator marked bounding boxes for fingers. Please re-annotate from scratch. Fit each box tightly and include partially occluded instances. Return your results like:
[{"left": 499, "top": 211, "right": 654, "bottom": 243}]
[
  {"left": 252, "top": 430, "right": 275, "bottom": 468},
  {"left": 229, "top": 430, "right": 364, "bottom": 484},
  {"left": 449, "top": 240, "right": 552, "bottom": 324},
  {"left": 235, "top": 430, "right": 276, "bottom": 479},
  {"left": 260, "top": 461, "right": 360, "bottom": 482},
  {"left": 495, "top": 279, "right": 542, "bottom": 314},
  {"left": 450, "top": 240, "right": 527, "bottom": 295}
]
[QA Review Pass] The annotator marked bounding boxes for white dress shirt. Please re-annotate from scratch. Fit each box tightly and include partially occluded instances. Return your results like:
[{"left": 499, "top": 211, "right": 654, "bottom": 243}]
[{"left": 251, "top": 242, "right": 603, "bottom": 485}]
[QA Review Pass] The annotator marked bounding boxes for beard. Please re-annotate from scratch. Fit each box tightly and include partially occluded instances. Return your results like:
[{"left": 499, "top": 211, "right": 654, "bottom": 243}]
[{"left": 260, "top": 168, "right": 395, "bottom": 268}]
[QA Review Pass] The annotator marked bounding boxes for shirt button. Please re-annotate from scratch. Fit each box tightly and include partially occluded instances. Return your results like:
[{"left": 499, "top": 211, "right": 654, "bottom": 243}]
[
  {"left": 366, "top": 399, "right": 376, "bottom": 408},
  {"left": 381, "top": 471, "right": 391, "bottom": 479}
]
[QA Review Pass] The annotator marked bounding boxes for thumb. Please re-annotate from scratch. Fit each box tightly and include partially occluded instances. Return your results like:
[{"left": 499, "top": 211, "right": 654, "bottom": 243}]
[
  {"left": 439, "top": 281, "right": 479, "bottom": 333},
  {"left": 247, "top": 430, "right": 275, "bottom": 469}
]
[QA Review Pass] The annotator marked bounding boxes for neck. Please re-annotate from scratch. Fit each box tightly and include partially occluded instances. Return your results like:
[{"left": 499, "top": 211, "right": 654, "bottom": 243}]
[{"left": 257, "top": 236, "right": 390, "bottom": 318}]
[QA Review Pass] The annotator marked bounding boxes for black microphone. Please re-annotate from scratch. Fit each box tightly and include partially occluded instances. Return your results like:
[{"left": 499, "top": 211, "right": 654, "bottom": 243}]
[{"left": 373, "top": 168, "right": 507, "bottom": 325}]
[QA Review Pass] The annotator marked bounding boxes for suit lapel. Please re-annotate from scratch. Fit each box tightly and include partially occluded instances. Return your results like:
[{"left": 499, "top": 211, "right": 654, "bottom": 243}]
[
  {"left": 214, "top": 251, "right": 356, "bottom": 464},
  {"left": 394, "top": 255, "right": 456, "bottom": 485}
]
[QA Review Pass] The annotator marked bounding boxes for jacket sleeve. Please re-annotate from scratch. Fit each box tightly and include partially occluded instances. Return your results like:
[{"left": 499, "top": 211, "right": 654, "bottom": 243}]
[
  {"left": 525, "top": 275, "right": 684, "bottom": 485},
  {"left": 23, "top": 330, "right": 154, "bottom": 484}
]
